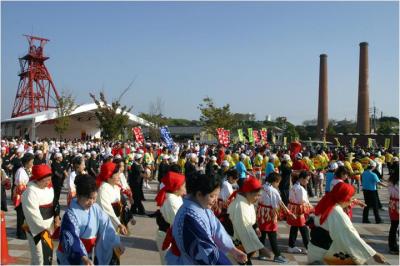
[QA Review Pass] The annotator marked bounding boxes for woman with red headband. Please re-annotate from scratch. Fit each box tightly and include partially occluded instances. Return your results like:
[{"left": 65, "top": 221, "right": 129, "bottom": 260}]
[
  {"left": 154, "top": 171, "right": 186, "bottom": 264},
  {"left": 308, "top": 182, "right": 386, "bottom": 265},
  {"left": 22, "top": 164, "right": 60, "bottom": 264},
  {"left": 96, "top": 161, "right": 128, "bottom": 235},
  {"left": 227, "top": 176, "right": 271, "bottom": 264}
]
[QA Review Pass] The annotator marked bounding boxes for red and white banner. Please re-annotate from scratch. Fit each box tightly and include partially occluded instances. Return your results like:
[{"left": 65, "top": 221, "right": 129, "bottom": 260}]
[
  {"left": 260, "top": 129, "right": 268, "bottom": 144},
  {"left": 223, "top": 130, "right": 230, "bottom": 147},
  {"left": 132, "top": 127, "right": 145, "bottom": 144},
  {"left": 216, "top": 128, "right": 230, "bottom": 147},
  {"left": 253, "top": 130, "right": 260, "bottom": 144}
]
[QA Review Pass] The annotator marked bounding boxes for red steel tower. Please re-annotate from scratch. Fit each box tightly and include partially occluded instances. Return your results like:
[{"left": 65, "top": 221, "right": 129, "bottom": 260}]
[{"left": 11, "top": 35, "right": 60, "bottom": 117}]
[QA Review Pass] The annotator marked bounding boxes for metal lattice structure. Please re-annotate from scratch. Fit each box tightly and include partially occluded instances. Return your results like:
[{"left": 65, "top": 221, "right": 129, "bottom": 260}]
[{"left": 11, "top": 35, "right": 60, "bottom": 118}]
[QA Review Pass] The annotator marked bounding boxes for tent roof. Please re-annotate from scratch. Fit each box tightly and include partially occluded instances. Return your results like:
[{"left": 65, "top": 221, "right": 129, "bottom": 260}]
[{"left": 1, "top": 103, "right": 151, "bottom": 126}]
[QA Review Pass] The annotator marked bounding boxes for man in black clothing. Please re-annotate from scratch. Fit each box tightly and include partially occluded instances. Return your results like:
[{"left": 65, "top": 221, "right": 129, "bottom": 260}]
[
  {"left": 184, "top": 153, "right": 198, "bottom": 180},
  {"left": 128, "top": 154, "right": 146, "bottom": 215},
  {"left": 51, "top": 153, "right": 67, "bottom": 211},
  {"left": 87, "top": 151, "right": 100, "bottom": 178},
  {"left": 279, "top": 158, "right": 292, "bottom": 206},
  {"left": 157, "top": 156, "right": 170, "bottom": 182},
  {"left": 10, "top": 149, "right": 23, "bottom": 194},
  {"left": 1, "top": 147, "right": 13, "bottom": 177}
]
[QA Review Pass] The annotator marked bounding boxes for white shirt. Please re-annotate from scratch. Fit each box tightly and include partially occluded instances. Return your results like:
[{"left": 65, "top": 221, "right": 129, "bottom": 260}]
[
  {"left": 97, "top": 182, "right": 122, "bottom": 229},
  {"left": 22, "top": 182, "right": 54, "bottom": 237},
  {"left": 219, "top": 180, "right": 234, "bottom": 202},
  {"left": 160, "top": 193, "right": 183, "bottom": 225},
  {"left": 289, "top": 182, "right": 309, "bottom": 204},
  {"left": 68, "top": 171, "right": 77, "bottom": 192},
  {"left": 259, "top": 183, "right": 281, "bottom": 208},
  {"left": 14, "top": 167, "right": 29, "bottom": 186},
  {"left": 227, "top": 194, "right": 264, "bottom": 254},
  {"left": 330, "top": 178, "right": 344, "bottom": 191},
  {"left": 119, "top": 173, "right": 129, "bottom": 190}
]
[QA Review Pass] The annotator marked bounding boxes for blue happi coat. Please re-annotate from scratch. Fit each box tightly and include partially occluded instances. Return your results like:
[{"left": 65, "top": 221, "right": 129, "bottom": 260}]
[
  {"left": 56, "top": 198, "right": 120, "bottom": 265},
  {"left": 165, "top": 197, "right": 234, "bottom": 265}
]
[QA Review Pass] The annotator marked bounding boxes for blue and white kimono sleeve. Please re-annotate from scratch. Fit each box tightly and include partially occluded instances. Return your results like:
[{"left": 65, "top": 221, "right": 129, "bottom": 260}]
[
  {"left": 56, "top": 210, "right": 88, "bottom": 265},
  {"left": 56, "top": 200, "right": 120, "bottom": 265},
  {"left": 95, "top": 203, "right": 121, "bottom": 264},
  {"left": 166, "top": 198, "right": 234, "bottom": 265}
]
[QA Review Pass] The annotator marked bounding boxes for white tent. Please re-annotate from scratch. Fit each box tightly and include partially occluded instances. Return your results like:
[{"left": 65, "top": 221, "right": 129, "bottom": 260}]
[{"left": 1, "top": 103, "right": 151, "bottom": 140}]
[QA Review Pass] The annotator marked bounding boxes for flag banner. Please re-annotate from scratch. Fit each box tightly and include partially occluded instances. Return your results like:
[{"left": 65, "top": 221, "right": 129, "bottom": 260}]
[
  {"left": 223, "top": 130, "right": 230, "bottom": 147},
  {"left": 253, "top": 130, "right": 260, "bottom": 144},
  {"left": 367, "top": 138, "right": 372, "bottom": 149},
  {"left": 384, "top": 138, "right": 391, "bottom": 149},
  {"left": 237, "top": 129, "right": 244, "bottom": 142},
  {"left": 132, "top": 127, "right": 144, "bottom": 144},
  {"left": 283, "top": 137, "right": 287, "bottom": 146},
  {"left": 334, "top": 137, "right": 341, "bottom": 147},
  {"left": 160, "top": 126, "right": 174, "bottom": 149},
  {"left": 216, "top": 128, "right": 225, "bottom": 145},
  {"left": 260, "top": 128, "right": 267, "bottom": 144},
  {"left": 248, "top": 128, "right": 254, "bottom": 144},
  {"left": 351, "top": 137, "right": 356, "bottom": 148}
]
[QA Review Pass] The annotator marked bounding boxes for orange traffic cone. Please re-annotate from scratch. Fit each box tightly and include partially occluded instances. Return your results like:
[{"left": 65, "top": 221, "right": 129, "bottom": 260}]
[{"left": 1, "top": 211, "right": 17, "bottom": 265}]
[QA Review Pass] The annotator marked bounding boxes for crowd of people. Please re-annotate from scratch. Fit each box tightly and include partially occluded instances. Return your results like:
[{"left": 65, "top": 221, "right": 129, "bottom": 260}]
[{"left": 0, "top": 137, "right": 398, "bottom": 265}]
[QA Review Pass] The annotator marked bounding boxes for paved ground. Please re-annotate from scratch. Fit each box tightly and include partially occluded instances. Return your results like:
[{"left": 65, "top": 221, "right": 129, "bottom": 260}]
[{"left": 2, "top": 171, "right": 399, "bottom": 265}]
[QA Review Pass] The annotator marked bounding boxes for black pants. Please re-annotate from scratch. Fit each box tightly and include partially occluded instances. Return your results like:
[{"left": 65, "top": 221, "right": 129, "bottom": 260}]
[
  {"left": 53, "top": 184, "right": 62, "bottom": 209},
  {"left": 1, "top": 184, "right": 7, "bottom": 211},
  {"left": 279, "top": 189, "right": 289, "bottom": 206},
  {"left": 130, "top": 184, "right": 145, "bottom": 215},
  {"left": 363, "top": 190, "right": 382, "bottom": 223},
  {"left": 307, "top": 181, "right": 314, "bottom": 198},
  {"left": 288, "top": 226, "right": 309, "bottom": 248},
  {"left": 15, "top": 204, "right": 26, "bottom": 237},
  {"left": 375, "top": 190, "right": 383, "bottom": 209},
  {"left": 260, "top": 231, "right": 280, "bottom": 257},
  {"left": 389, "top": 220, "right": 399, "bottom": 251}
]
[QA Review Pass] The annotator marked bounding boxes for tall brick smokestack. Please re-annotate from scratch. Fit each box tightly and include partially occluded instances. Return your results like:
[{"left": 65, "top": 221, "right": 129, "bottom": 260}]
[
  {"left": 357, "top": 42, "right": 370, "bottom": 134},
  {"left": 317, "top": 54, "right": 328, "bottom": 138}
]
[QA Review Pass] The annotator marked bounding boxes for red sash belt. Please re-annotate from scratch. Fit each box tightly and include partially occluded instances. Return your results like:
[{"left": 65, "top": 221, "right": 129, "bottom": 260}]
[
  {"left": 58, "top": 237, "right": 97, "bottom": 254},
  {"left": 162, "top": 227, "right": 181, "bottom": 256}
]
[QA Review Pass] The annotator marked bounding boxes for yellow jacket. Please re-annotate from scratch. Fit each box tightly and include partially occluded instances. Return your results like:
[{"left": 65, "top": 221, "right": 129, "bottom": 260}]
[
  {"left": 244, "top": 157, "right": 253, "bottom": 170},
  {"left": 344, "top": 161, "right": 354, "bottom": 176},
  {"left": 302, "top": 157, "right": 315, "bottom": 171},
  {"left": 360, "top": 157, "right": 371, "bottom": 170},
  {"left": 351, "top": 162, "right": 364, "bottom": 176}
]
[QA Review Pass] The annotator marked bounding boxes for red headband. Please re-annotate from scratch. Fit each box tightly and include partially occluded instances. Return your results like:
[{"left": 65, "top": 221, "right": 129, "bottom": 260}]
[
  {"left": 96, "top": 162, "right": 117, "bottom": 187},
  {"left": 315, "top": 182, "right": 355, "bottom": 225},
  {"left": 155, "top": 171, "right": 185, "bottom": 207}
]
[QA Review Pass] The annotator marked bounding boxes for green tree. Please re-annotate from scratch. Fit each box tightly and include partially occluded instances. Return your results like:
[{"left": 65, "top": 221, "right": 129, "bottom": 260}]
[
  {"left": 377, "top": 121, "right": 397, "bottom": 134},
  {"left": 275, "top": 117, "right": 299, "bottom": 142},
  {"left": 54, "top": 91, "right": 78, "bottom": 139},
  {"left": 198, "top": 97, "right": 235, "bottom": 136},
  {"left": 89, "top": 92, "right": 132, "bottom": 140}
]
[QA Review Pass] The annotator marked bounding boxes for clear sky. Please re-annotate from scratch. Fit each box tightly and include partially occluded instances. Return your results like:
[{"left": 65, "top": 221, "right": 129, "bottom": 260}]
[{"left": 1, "top": 1, "right": 399, "bottom": 125}]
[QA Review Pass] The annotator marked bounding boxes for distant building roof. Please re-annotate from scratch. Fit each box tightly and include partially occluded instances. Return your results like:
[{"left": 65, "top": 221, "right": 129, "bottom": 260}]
[{"left": 1, "top": 103, "right": 151, "bottom": 127}]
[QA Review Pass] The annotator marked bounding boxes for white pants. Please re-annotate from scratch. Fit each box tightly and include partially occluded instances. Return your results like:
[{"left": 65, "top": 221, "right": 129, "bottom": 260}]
[
  {"left": 27, "top": 233, "right": 44, "bottom": 265},
  {"left": 155, "top": 230, "right": 168, "bottom": 265}
]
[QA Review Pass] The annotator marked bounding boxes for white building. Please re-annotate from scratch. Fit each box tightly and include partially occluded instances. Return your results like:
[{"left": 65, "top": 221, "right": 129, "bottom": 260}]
[{"left": 1, "top": 103, "right": 151, "bottom": 140}]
